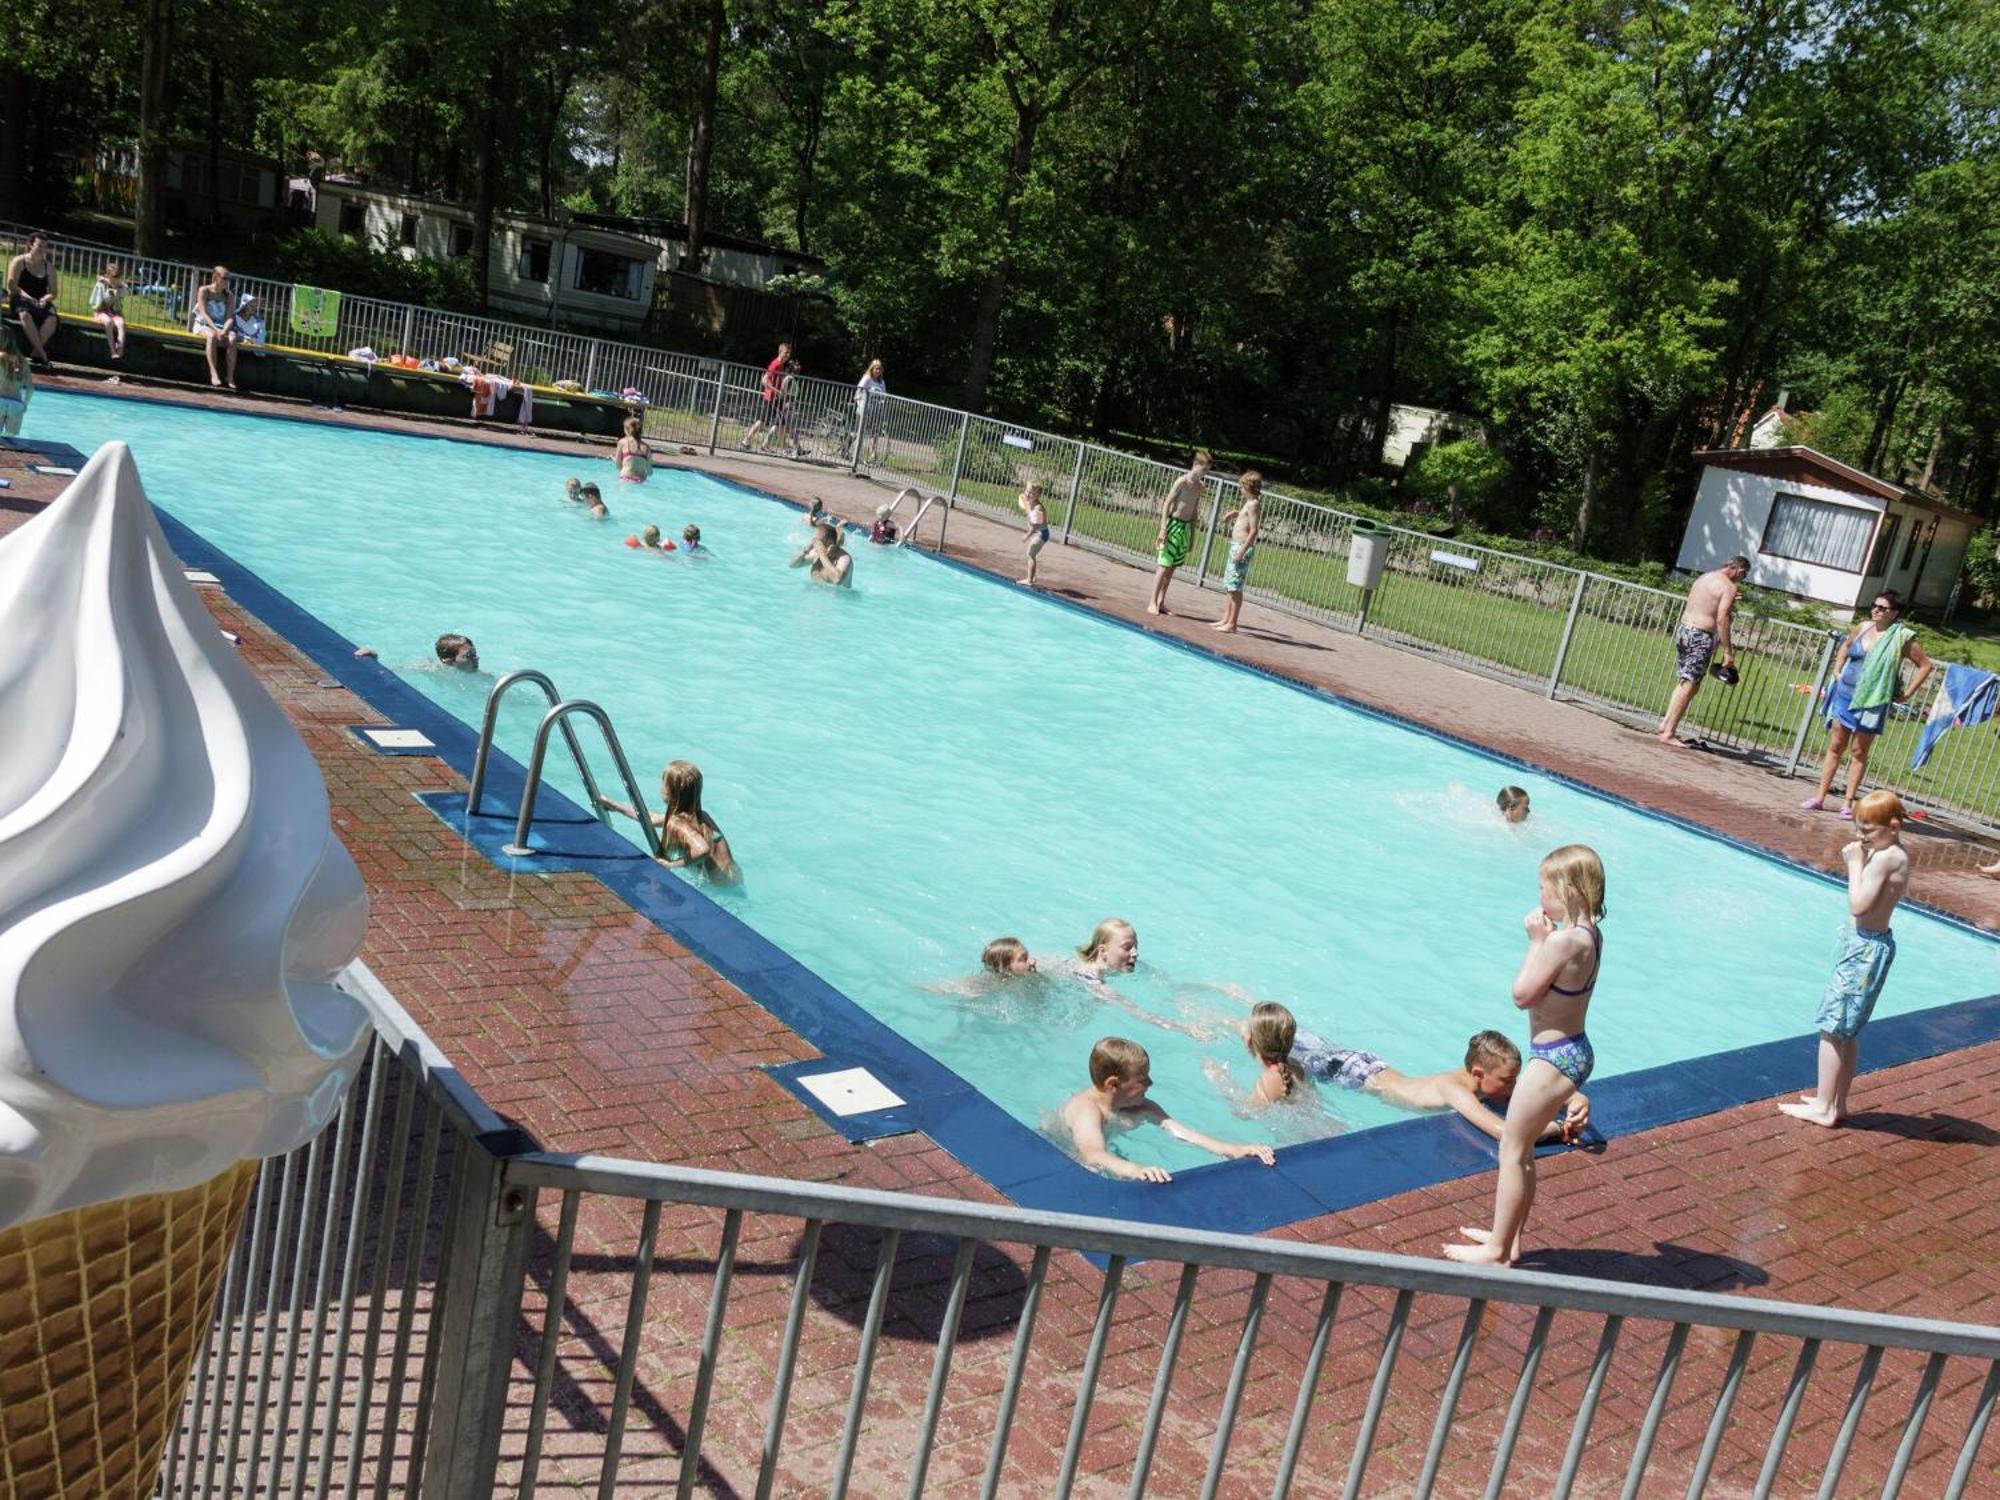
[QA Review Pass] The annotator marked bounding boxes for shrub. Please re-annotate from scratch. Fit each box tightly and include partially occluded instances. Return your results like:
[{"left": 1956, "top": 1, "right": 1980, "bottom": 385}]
[
  {"left": 1403, "top": 438, "right": 1506, "bottom": 522},
  {"left": 262, "top": 229, "right": 482, "bottom": 311}
]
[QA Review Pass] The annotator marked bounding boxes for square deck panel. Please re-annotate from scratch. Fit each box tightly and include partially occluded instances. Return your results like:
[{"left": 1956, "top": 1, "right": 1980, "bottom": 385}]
[
  {"left": 347, "top": 724, "right": 440, "bottom": 755},
  {"left": 183, "top": 568, "right": 222, "bottom": 585},
  {"left": 29, "top": 464, "right": 78, "bottom": 477}
]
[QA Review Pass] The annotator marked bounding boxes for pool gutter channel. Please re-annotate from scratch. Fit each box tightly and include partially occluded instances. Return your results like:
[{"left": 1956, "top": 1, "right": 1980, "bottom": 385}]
[{"left": 100, "top": 406, "right": 1997, "bottom": 1241}]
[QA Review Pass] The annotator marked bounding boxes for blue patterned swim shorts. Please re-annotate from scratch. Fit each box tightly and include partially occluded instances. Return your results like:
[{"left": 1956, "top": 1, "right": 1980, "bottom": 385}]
[
  {"left": 1816, "top": 922, "right": 1895, "bottom": 1040},
  {"left": 1291, "top": 1028, "right": 1388, "bottom": 1089},
  {"left": 1530, "top": 1032, "right": 1594, "bottom": 1088},
  {"left": 1222, "top": 544, "right": 1255, "bottom": 594}
]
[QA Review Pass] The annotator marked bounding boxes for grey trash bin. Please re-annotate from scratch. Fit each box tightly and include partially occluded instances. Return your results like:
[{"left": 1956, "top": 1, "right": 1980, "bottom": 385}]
[{"left": 1348, "top": 520, "right": 1389, "bottom": 591}]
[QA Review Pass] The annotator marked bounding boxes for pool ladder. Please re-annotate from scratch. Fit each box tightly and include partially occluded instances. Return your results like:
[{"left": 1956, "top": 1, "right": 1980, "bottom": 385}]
[
  {"left": 884, "top": 485, "right": 949, "bottom": 550},
  {"left": 465, "top": 669, "right": 662, "bottom": 860}
]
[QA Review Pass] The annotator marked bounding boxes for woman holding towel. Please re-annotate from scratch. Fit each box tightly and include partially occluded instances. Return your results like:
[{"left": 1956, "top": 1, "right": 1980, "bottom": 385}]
[{"left": 1802, "top": 590, "right": 1932, "bottom": 819}]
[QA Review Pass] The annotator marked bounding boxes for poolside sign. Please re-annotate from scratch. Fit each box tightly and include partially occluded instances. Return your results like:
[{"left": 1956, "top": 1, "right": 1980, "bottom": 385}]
[{"left": 1002, "top": 433, "right": 1034, "bottom": 450}]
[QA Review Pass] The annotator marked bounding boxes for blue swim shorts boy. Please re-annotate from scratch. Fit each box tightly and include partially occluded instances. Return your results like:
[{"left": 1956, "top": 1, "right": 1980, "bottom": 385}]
[
  {"left": 1291, "top": 1028, "right": 1387, "bottom": 1089},
  {"left": 1816, "top": 921, "right": 1896, "bottom": 1040},
  {"left": 1222, "top": 545, "right": 1255, "bottom": 593}
]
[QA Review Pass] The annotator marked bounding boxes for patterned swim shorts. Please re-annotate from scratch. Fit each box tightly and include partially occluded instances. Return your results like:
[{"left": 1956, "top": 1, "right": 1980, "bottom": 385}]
[
  {"left": 1816, "top": 922, "right": 1895, "bottom": 1039},
  {"left": 1157, "top": 516, "right": 1194, "bottom": 569},
  {"left": 1222, "top": 544, "right": 1255, "bottom": 594},
  {"left": 1292, "top": 1028, "right": 1388, "bottom": 1089},
  {"left": 1674, "top": 624, "right": 1718, "bottom": 684},
  {"left": 1530, "top": 1032, "right": 1594, "bottom": 1088}
]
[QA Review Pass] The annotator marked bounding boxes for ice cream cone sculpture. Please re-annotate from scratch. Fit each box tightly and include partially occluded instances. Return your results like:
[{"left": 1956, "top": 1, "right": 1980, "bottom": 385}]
[{"left": 0, "top": 443, "right": 370, "bottom": 1496}]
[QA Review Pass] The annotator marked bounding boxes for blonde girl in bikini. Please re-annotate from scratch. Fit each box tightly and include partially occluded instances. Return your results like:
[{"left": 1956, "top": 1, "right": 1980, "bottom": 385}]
[
  {"left": 1445, "top": 844, "right": 1605, "bottom": 1266},
  {"left": 1017, "top": 482, "right": 1049, "bottom": 586},
  {"left": 599, "top": 760, "right": 741, "bottom": 885},
  {"left": 615, "top": 416, "right": 653, "bottom": 483}
]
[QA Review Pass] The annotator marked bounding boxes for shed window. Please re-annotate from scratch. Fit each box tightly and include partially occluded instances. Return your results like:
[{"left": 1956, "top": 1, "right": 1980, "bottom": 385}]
[
  {"left": 399, "top": 212, "right": 419, "bottom": 247},
  {"left": 573, "top": 247, "right": 643, "bottom": 299},
  {"left": 448, "top": 222, "right": 474, "bottom": 258},
  {"left": 1866, "top": 515, "right": 1901, "bottom": 577},
  {"left": 519, "top": 239, "right": 551, "bottom": 283},
  {"left": 338, "top": 198, "right": 365, "bottom": 237},
  {"left": 1762, "top": 493, "right": 1875, "bottom": 572}
]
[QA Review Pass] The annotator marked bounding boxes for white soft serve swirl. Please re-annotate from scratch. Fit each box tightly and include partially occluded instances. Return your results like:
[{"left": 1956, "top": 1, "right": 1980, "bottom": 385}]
[{"left": 0, "top": 440, "right": 370, "bottom": 1230}]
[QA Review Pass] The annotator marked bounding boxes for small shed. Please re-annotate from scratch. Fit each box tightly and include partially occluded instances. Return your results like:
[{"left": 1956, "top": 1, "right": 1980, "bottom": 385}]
[{"left": 1679, "top": 447, "right": 1981, "bottom": 613}]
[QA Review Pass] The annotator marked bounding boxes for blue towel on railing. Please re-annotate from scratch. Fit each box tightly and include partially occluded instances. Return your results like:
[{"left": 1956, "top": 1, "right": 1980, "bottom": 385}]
[{"left": 1912, "top": 663, "right": 1998, "bottom": 768}]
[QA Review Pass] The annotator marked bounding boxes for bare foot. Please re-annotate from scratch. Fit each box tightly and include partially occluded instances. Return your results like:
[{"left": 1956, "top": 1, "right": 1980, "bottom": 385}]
[
  {"left": 1210, "top": 620, "right": 1236, "bottom": 632},
  {"left": 1778, "top": 1099, "right": 1841, "bottom": 1127},
  {"left": 1146, "top": 604, "right": 1168, "bottom": 616},
  {"left": 1983, "top": 860, "right": 2000, "bottom": 878},
  {"left": 1443, "top": 1236, "right": 1514, "bottom": 1265},
  {"left": 1016, "top": 576, "right": 1036, "bottom": 586},
  {"left": 1654, "top": 731, "right": 1682, "bottom": 745}
]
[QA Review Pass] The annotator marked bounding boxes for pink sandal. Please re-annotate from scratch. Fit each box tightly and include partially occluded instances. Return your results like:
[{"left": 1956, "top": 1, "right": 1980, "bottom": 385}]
[
  {"left": 1838, "top": 805, "right": 1855, "bottom": 820},
  {"left": 1800, "top": 796, "right": 1824, "bottom": 811}
]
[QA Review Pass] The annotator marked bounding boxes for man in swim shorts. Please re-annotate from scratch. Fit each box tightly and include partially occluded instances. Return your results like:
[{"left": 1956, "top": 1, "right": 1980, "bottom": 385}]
[
  {"left": 1147, "top": 449, "right": 1212, "bottom": 616},
  {"left": 1656, "top": 555, "right": 1748, "bottom": 746}
]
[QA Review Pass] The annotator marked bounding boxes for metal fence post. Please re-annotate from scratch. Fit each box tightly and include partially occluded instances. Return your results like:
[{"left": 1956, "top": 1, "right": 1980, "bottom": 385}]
[
  {"left": 1061, "top": 444, "right": 1086, "bottom": 544},
  {"left": 947, "top": 414, "right": 971, "bottom": 502},
  {"left": 421, "top": 1126, "right": 538, "bottom": 1500},
  {"left": 849, "top": 394, "right": 867, "bottom": 476},
  {"left": 936, "top": 495, "right": 952, "bottom": 554},
  {"left": 1194, "top": 483, "right": 1224, "bottom": 588},
  {"left": 399, "top": 305, "right": 415, "bottom": 357},
  {"left": 1784, "top": 633, "right": 1841, "bottom": 777},
  {"left": 707, "top": 366, "right": 726, "bottom": 455},
  {"left": 1545, "top": 573, "right": 1588, "bottom": 699},
  {"left": 584, "top": 340, "right": 600, "bottom": 393}
]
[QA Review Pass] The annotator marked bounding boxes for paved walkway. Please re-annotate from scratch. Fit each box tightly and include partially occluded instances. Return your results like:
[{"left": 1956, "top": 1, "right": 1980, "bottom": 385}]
[{"left": 8, "top": 373, "right": 2000, "bottom": 1495}]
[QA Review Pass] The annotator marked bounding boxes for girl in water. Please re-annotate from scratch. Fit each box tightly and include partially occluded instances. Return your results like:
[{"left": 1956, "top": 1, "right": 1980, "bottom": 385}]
[
  {"left": 600, "top": 760, "right": 741, "bottom": 885},
  {"left": 1017, "top": 482, "right": 1049, "bottom": 587},
  {"left": 615, "top": 416, "right": 653, "bottom": 483},
  {"left": 1445, "top": 844, "right": 1605, "bottom": 1266}
]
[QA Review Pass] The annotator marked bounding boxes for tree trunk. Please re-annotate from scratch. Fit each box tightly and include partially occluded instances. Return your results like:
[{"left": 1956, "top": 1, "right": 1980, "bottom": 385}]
[
  {"left": 682, "top": 0, "right": 725, "bottom": 274},
  {"left": 1572, "top": 447, "right": 1601, "bottom": 552},
  {"left": 0, "top": 58, "right": 27, "bottom": 222},
  {"left": 472, "top": 54, "right": 505, "bottom": 307},
  {"left": 962, "top": 105, "right": 1040, "bottom": 413},
  {"left": 135, "top": 0, "right": 175, "bottom": 256},
  {"left": 207, "top": 59, "right": 224, "bottom": 229}
]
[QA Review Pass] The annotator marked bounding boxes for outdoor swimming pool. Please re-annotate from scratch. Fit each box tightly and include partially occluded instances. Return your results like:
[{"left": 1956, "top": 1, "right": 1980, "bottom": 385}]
[{"left": 34, "top": 391, "right": 2000, "bottom": 1174}]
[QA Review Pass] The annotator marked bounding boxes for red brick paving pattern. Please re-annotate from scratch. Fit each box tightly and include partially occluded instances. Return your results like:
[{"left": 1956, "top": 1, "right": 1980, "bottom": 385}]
[{"left": 9, "top": 377, "right": 2000, "bottom": 1495}]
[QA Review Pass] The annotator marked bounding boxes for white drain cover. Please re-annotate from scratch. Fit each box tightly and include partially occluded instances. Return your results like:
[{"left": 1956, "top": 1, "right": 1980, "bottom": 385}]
[{"left": 798, "top": 1068, "right": 905, "bottom": 1116}]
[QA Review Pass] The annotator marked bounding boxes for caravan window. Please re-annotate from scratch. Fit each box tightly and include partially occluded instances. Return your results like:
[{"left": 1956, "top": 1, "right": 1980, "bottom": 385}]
[
  {"left": 1761, "top": 493, "right": 1875, "bottom": 572},
  {"left": 519, "top": 239, "right": 552, "bottom": 283},
  {"left": 573, "top": 247, "right": 643, "bottom": 300}
]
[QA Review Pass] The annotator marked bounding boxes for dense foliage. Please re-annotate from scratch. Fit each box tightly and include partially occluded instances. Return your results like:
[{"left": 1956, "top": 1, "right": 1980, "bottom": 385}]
[{"left": 4, "top": 0, "right": 1998, "bottom": 562}]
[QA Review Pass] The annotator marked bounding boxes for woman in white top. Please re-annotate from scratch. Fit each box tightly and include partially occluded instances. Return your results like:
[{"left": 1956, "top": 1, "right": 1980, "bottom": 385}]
[
  {"left": 191, "top": 265, "right": 238, "bottom": 389},
  {"left": 854, "top": 358, "right": 888, "bottom": 464},
  {"left": 90, "top": 260, "right": 128, "bottom": 360}
]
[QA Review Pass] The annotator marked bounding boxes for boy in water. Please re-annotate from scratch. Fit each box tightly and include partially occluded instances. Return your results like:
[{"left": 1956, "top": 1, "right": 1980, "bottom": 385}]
[
  {"left": 1497, "top": 787, "right": 1531, "bottom": 823},
  {"left": 1062, "top": 1037, "right": 1275, "bottom": 1183},
  {"left": 1364, "top": 1030, "right": 1588, "bottom": 1144},
  {"left": 1781, "top": 789, "right": 1911, "bottom": 1128},
  {"left": 682, "top": 524, "right": 708, "bottom": 556}
]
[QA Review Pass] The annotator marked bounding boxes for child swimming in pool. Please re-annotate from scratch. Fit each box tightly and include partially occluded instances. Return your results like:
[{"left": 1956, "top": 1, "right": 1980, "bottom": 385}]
[
  {"left": 1060, "top": 1037, "right": 1275, "bottom": 1183},
  {"left": 564, "top": 477, "right": 583, "bottom": 503},
  {"left": 599, "top": 760, "right": 742, "bottom": 885},
  {"left": 982, "top": 937, "right": 1038, "bottom": 977},
  {"left": 681, "top": 524, "right": 707, "bottom": 556},
  {"left": 616, "top": 416, "right": 652, "bottom": 483},
  {"left": 1445, "top": 844, "right": 1605, "bottom": 1266},
  {"left": 1497, "top": 786, "right": 1531, "bottom": 823}
]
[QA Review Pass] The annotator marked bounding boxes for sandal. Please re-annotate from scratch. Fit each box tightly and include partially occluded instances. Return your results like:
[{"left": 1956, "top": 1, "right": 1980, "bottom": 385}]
[
  {"left": 1838, "top": 805, "right": 1855, "bottom": 820},
  {"left": 1800, "top": 796, "right": 1824, "bottom": 811}
]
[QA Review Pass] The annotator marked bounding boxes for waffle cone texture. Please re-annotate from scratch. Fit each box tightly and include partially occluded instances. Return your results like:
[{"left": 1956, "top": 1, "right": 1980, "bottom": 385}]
[{"left": 0, "top": 1159, "right": 260, "bottom": 1498}]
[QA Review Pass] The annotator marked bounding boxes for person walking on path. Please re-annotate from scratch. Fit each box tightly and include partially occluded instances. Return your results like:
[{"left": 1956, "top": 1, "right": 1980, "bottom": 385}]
[
  {"left": 1802, "top": 590, "right": 1933, "bottom": 818},
  {"left": 1656, "top": 555, "right": 1748, "bottom": 745},
  {"left": 1148, "top": 450, "right": 1212, "bottom": 616},
  {"left": 739, "top": 341, "right": 792, "bottom": 452}
]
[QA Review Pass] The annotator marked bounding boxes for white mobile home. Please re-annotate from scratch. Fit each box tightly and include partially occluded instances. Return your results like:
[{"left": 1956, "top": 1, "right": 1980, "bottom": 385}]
[
  {"left": 1679, "top": 447, "right": 1980, "bottom": 613},
  {"left": 314, "top": 183, "right": 659, "bottom": 335}
]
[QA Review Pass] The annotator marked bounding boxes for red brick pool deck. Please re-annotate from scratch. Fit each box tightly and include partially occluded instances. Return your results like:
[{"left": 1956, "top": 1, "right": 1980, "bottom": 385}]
[{"left": 9, "top": 377, "right": 2000, "bottom": 1495}]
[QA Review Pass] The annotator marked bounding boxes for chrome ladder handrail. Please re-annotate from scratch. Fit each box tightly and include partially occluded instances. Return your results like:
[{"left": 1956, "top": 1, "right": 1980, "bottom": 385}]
[
  {"left": 889, "top": 486, "right": 948, "bottom": 550},
  {"left": 504, "top": 698, "right": 661, "bottom": 860},
  {"left": 465, "top": 669, "right": 661, "bottom": 860}
]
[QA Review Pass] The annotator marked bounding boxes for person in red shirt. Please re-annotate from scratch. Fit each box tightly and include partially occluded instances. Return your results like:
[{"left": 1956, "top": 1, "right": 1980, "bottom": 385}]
[{"left": 738, "top": 341, "right": 792, "bottom": 453}]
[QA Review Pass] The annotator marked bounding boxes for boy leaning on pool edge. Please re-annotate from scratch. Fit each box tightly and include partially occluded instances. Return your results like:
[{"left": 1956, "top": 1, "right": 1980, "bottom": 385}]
[
  {"left": 1781, "top": 788, "right": 1911, "bottom": 1129},
  {"left": 1062, "top": 1037, "right": 1274, "bottom": 1183}
]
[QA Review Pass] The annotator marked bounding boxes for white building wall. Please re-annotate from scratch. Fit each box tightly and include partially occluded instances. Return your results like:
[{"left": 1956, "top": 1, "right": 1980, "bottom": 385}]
[{"left": 1677, "top": 467, "right": 1882, "bottom": 608}]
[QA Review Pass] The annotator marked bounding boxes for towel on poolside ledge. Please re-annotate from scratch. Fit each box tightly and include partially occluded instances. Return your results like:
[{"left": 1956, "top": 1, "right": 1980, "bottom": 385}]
[{"left": 1849, "top": 621, "right": 1912, "bottom": 712}]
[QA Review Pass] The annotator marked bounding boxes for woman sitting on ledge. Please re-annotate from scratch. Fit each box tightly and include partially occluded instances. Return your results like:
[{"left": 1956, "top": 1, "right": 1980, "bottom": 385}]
[{"left": 191, "top": 266, "right": 239, "bottom": 389}]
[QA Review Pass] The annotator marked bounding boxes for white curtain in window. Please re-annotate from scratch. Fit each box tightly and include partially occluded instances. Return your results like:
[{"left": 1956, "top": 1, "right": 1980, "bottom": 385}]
[{"left": 1764, "top": 495, "right": 1874, "bottom": 571}]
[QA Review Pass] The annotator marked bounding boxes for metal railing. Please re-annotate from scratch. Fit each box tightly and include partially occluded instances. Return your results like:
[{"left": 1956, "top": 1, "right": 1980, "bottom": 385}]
[
  {"left": 12, "top": 220, "right": 1996, "bottom": 830},
  {"left": 161, "top": 966, "right": 2000, "bottom": 1498}
]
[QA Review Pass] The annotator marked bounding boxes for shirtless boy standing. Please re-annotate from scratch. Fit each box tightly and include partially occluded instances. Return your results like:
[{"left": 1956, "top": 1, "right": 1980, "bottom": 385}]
[
  {"left": 1657, "top": 555, "right": 1748, "bottom": 745},
  {"left": 1148, "top": 450, "right": 1212, "bottom": 616},
  {"left": 1062, "top": 1037, "right": 1274, "bottom": 1183},
  {"left": 1781, "top": 789, "right": 1911, "bottom": 1128}
]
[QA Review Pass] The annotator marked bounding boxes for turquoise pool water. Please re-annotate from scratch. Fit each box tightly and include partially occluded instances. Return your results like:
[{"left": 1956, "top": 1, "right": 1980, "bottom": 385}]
[{"left": 34, "top": 392, "right": 2000, "bottom": 1170}]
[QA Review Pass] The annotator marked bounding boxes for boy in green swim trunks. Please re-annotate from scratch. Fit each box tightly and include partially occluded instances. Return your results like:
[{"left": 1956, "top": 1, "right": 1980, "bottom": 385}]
[
  {"left": 1780, "top": 789, "right": 1910, "bottom": 1129},
  {"left": 1147, "top": 449, "right": 1212, "bottom": 616}
]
